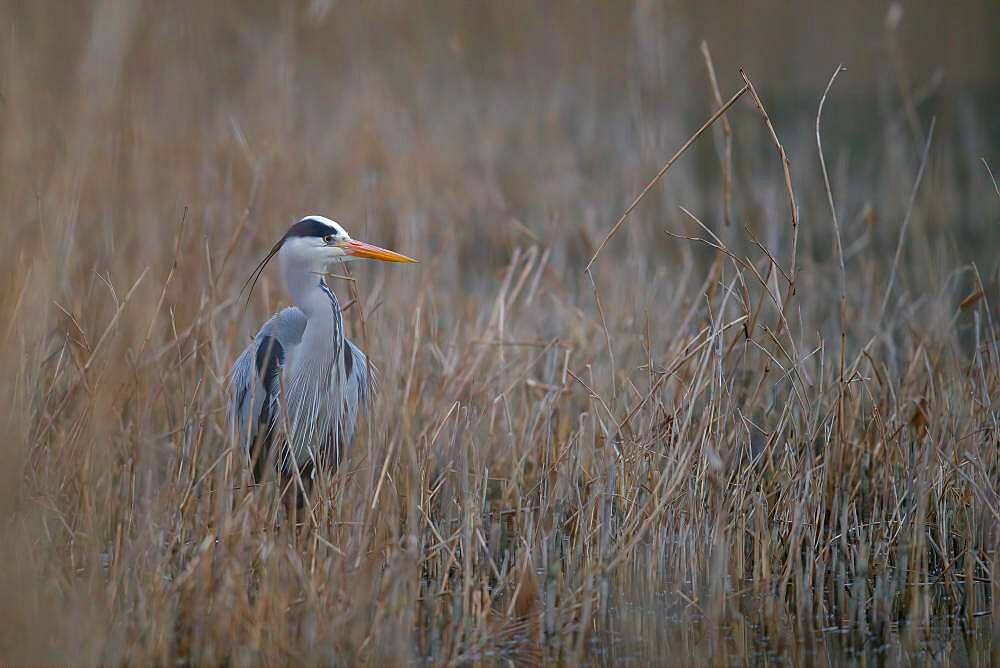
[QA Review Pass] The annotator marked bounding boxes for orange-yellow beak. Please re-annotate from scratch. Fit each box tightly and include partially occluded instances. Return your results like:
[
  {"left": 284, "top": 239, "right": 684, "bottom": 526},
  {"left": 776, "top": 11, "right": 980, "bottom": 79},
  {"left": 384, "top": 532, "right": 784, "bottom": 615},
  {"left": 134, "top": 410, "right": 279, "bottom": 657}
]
[{"left": 342, "top": 239, "right": 418, "bottom": 263}]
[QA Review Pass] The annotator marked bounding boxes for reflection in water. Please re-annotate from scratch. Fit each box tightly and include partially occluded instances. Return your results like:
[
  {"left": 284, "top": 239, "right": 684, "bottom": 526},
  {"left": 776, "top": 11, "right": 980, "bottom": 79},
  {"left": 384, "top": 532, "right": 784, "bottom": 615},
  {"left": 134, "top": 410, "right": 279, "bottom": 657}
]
[{"left": 597, "top": 575, "right": 995, "bottom": 665}]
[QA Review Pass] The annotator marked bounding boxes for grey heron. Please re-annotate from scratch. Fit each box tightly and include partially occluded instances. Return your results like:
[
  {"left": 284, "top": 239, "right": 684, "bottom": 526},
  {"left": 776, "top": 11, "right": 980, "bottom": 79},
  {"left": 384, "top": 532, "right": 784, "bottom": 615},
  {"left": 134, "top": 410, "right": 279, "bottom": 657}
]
[{"left": 229, "top": 215, "right": 417, "bottom": 489}]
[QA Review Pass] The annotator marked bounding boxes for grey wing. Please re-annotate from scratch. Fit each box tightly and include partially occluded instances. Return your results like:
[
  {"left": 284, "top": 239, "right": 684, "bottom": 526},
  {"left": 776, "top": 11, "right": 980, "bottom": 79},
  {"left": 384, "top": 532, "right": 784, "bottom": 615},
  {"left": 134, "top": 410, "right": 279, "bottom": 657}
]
[
  {"left": 228, "top": 308, "right": 307, "bottom": 464},
  {"left": 229, "top": 342, "right": 260, "bottom": 449},
  {"left": 339, "top": 337, "right": 376, "bottom": 451}
]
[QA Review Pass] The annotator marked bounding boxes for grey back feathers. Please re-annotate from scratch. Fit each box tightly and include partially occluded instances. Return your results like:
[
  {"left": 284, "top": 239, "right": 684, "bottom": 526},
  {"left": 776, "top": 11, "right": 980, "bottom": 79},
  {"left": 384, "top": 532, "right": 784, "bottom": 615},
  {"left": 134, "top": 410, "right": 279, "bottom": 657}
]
[{"left": 229, "top": 303, "right": 373, "bottom": 477}]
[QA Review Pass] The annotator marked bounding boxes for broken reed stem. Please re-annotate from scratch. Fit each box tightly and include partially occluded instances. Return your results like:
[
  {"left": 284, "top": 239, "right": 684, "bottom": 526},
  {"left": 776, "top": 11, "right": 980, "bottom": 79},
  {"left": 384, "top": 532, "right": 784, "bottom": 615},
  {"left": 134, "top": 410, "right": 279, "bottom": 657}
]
[
  {"left": 699, "top": 41, "right": 734, "bottom": 227},
  {"left": 816, "top": 64, "right": 848, "bottom": 452},
  {"left": 585, "top": 84, "right": 748, "bottom": 272},
  {"left": 738, "top": 69, "right": 800, "bottom": 309}
]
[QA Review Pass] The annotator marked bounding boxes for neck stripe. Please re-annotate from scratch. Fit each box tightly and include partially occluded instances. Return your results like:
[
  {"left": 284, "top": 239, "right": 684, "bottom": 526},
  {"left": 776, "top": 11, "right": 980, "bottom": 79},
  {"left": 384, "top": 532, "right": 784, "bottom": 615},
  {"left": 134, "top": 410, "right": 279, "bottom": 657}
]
[{"left": 318, "top": 278, "right": 344, "bottom": 349}]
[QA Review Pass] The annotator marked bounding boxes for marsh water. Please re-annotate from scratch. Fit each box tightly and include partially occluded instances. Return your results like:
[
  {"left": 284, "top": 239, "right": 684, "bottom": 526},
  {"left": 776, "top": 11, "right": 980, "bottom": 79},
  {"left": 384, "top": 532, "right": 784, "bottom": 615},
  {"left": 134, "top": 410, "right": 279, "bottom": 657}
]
[{"left": 595, "top": 590, "right": 995, "bottom": 666}]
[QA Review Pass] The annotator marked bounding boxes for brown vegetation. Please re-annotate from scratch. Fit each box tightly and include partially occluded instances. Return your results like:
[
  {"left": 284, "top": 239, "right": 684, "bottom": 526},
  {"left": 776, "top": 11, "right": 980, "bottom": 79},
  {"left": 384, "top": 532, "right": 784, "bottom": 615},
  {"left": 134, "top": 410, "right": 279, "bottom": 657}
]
[{"left": 1, "top": 2, "right": 997, "bottom": 665}]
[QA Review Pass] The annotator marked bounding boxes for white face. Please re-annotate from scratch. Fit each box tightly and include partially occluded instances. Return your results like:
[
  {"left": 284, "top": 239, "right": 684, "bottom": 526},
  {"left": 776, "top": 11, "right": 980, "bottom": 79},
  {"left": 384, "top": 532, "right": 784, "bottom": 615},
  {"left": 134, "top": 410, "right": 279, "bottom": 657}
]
[
  {"left": 243, "top": 216, "right": 415, "bottom": 305},
  {"left": 276, "top": 214, "right": 418, "bottom": 275},
  {"left": 278, "top": 215, "right": 355, "bottom": 272}
]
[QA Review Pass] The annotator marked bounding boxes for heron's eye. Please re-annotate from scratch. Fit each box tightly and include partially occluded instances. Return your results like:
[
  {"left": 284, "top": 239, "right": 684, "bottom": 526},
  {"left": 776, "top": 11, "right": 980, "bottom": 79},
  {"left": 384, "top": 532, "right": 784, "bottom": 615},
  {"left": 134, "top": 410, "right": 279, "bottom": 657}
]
[{"left": 323, "top": 234, "right": 336, "bottom": 244}]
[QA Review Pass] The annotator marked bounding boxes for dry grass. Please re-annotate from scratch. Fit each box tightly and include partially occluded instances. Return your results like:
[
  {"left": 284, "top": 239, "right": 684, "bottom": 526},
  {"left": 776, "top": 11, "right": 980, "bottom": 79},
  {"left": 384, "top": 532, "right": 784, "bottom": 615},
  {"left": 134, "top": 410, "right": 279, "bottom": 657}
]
[{"left": 1, "top": 2, "right": 998, "bottom": 665}]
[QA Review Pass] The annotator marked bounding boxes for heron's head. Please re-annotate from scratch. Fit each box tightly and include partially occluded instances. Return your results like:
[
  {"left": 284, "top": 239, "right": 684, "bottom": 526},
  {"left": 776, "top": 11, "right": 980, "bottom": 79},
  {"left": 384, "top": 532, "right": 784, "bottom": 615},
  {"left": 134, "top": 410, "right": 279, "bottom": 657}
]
[
  {"left": 242, "top": 215, "right": 417, "bottom": 304},
  {"left": 278, "top": 215, "right": 418, "bottom": 271}
]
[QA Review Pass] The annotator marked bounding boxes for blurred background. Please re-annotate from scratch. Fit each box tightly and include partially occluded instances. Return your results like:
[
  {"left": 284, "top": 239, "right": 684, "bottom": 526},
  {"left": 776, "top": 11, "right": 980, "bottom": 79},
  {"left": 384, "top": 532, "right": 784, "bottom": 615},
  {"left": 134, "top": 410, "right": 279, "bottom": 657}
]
[
  {"left": 5, "top": 0, "right": 998, "bottom": 377},
  {"left": 5, "top": 0, "right": 998, "bottom": 284},
  {"left": 2, "top": 1, "right": 998, "bottom": 664}
]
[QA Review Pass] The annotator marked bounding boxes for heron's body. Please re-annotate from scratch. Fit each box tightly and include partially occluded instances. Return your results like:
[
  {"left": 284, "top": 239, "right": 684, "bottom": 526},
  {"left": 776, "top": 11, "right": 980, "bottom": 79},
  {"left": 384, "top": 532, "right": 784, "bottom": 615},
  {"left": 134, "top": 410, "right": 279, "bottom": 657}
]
[
  {"left": 230, "top": 302, "right": 371, "bottom": 474},
  {"left": 228, "top": 215, "right": 414, "bottom": 482}
]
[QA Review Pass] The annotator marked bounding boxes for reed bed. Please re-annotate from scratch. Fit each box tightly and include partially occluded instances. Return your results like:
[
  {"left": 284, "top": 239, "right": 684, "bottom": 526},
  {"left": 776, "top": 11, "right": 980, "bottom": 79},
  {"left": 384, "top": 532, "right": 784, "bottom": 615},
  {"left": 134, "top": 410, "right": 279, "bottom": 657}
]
[{"left": 1, "top": 2, "right": 997, "bottom": 665}]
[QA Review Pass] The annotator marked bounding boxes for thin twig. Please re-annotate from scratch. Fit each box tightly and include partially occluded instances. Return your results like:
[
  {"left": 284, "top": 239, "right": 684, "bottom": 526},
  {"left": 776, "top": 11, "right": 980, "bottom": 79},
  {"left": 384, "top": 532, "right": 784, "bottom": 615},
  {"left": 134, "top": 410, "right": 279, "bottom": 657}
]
[
  {"left": 981, "top": 158, "right": 999, "bottom": 201},
  {"left": 816, "top": 65, "right": 848, "bottom": 317},
  {"left": 82, "top": 268, "right": 149, "bottom": 372},
  {"left": 585, "top": 84, "right": 748, "bottom": 271},
  {"left": 586, "top": 268, "right": 616, "bottom": 404}
]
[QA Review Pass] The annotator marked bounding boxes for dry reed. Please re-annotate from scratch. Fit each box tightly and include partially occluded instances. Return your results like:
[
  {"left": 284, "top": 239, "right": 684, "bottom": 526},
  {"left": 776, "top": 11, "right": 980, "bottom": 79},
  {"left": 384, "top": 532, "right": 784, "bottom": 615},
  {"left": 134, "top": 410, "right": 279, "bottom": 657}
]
[{"left": 1, "top": 2, "right": 997, "bottom": 665}]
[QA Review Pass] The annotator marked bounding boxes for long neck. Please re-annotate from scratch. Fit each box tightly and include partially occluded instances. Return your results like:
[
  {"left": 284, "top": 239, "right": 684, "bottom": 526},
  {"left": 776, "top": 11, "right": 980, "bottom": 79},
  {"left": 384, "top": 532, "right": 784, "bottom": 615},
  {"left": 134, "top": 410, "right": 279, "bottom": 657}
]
[
  {"left": 281, "top": 262, "right": 344, "bottom": 349},
  {"left": 278, "top": 260, "right": 345, "bottom": 460}
]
